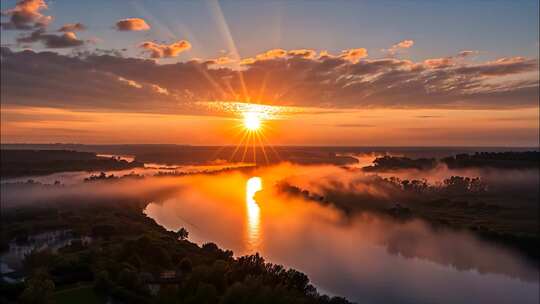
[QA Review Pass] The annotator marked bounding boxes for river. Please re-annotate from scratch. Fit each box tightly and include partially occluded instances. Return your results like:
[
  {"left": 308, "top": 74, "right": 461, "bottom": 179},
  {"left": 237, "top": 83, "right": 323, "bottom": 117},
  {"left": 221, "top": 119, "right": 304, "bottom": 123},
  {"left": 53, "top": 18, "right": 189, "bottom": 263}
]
[{"left": 143, "top": 167, "right": 539, "bottom": 304}]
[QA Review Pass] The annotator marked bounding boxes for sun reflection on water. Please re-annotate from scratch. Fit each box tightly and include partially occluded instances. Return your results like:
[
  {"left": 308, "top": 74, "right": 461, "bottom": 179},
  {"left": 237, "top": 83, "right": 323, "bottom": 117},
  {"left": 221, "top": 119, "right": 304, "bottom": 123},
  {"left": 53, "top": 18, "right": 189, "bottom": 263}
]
[{"left": 246, "top": 176, "right": 262, "bottom": 252}]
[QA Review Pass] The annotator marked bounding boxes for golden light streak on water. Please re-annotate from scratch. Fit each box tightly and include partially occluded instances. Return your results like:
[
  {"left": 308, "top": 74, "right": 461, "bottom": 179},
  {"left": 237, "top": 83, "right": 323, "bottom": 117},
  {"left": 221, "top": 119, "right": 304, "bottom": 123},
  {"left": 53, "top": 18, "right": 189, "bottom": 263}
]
[{"left": 245, "top": 176, "right": 262, "bottom": 252}]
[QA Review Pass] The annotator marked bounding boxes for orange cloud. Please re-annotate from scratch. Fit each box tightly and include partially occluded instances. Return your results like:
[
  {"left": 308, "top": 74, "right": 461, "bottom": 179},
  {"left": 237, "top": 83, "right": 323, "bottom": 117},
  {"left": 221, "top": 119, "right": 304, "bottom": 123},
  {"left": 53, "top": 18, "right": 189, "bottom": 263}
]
[
  {"left": 1, "top": 0, "right": 52, "bottom": 30},
  {"left": 255, "top": 49, "right": 288, "bottom": 61},
  {"left": 424, "top": 57, "right": 454, "bottom": 68},
  {"left": 386, "top": 39, "right": 415, "bottom": 55},
  {"left": 318, "top": 50, "right": 334, "bottom": 59},
  {"left": 288, "top": 49, "right": 317, "bottom": 59},
  {"left": 240, "top": 57, "right": 256, "bottom": 65},
  {"left": 139, "top": 40, "right": 191, "bottom": 58},
  {"left": 115, "top": 18, "right": 150, "bottom": 31},
  {"left": 339, "top": 48, "right": 368, "bottom": 63},
  {"left": 206, "top": 56, "right": 234, "bottom": 65}
]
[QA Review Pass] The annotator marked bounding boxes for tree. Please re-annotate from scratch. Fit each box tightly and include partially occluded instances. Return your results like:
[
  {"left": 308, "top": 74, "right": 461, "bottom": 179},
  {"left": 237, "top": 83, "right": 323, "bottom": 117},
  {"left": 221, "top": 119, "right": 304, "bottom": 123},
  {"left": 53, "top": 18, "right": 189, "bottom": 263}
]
[
  {"left": 19, "top": 270, "right": 55, "bottom": 304},
  {"left": 179, "top": 257, "right": 193, "bottom": 273},
  {"left": 176, "top": 227, "right": 189, "bottom": 240}
]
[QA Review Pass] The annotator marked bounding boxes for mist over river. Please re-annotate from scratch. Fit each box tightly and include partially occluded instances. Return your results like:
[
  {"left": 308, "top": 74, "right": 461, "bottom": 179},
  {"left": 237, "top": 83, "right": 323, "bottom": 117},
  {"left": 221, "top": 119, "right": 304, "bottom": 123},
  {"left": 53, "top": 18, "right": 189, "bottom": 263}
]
[
  {"left": 143, "top": 166, "right": 539, "bottom": 304},
  {"left": 1, "top": 156, "right": 538, "bottom": 304}
]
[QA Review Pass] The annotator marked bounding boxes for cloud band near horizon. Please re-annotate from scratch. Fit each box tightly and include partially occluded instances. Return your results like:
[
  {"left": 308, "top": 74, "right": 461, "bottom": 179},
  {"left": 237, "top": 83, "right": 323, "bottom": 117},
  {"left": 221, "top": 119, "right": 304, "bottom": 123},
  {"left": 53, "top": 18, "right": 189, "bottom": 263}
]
[{"left": 0, "top": 46, "right": 538, "bottom": 116}]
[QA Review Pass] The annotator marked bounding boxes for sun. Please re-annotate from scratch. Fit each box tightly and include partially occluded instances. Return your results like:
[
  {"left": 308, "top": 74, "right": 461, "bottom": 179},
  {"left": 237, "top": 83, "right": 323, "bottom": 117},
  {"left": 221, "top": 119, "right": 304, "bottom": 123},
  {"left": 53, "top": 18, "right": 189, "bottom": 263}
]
[{"left": 243, "top": 112, "right": 261, "bottom": 131}]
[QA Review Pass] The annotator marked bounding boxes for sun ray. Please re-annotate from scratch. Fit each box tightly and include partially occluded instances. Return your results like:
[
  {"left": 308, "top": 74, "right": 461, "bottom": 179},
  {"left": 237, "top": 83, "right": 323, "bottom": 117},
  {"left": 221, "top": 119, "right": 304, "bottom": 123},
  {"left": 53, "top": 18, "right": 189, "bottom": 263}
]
[
  {"left": 219, "top": 101, "right": 287, "bottom": 165},
  {"left": 252, "top": 136, "right": 256, "bottom": 164},
  {"left": 255, "top": 131, "right": 269, "bottom": 164},
  {"left": 133, "top": 2, "right": 232, "bottom": 100},
  {"left": 255, "top": 72, "right": 270, "bottom": 103},
  {"left": 206, "top": 0, "right": 249, "bottom": 99},
  {"left": 211, "top": 125, "right": 244, "bottom": 162},
  {"left": 230, "top": 131, "right": 249, "bottom": 162},
  {"left": 258, "top": 130, "right": 281, "bottom": 162},
  {"left": 241, "top": 131, "right": 251, "bottom": 163}
]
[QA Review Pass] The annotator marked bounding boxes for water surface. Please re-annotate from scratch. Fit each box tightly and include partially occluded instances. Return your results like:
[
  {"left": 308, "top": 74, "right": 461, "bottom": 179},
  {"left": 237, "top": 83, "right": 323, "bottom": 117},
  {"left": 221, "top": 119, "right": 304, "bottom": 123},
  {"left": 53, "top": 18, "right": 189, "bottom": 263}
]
[{"left": 143, "top": 167, "right": 539, "bottom": 304}]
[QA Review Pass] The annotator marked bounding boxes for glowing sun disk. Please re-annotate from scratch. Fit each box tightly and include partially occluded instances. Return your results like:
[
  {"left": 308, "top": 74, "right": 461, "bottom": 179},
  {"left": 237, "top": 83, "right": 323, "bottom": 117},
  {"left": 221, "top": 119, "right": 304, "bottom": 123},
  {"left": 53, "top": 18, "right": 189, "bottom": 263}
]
[{"left": 244, "top": 112, "right": 261, "bottom": 131}]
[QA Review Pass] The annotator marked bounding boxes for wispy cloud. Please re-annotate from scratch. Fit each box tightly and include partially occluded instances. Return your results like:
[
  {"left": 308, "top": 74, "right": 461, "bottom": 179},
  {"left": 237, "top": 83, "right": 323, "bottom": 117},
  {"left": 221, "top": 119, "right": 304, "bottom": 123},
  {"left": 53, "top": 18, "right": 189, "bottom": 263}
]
[{"left": 385, "top": 39, "right": 415, "bottom": 55}]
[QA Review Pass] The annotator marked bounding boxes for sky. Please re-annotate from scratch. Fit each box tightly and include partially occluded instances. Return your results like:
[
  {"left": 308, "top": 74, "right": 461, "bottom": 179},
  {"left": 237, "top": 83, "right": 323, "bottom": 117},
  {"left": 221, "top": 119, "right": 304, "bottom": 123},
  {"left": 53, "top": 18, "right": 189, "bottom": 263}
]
[{"left": 1, "top": 0, "right": 539, "bottom": 146}]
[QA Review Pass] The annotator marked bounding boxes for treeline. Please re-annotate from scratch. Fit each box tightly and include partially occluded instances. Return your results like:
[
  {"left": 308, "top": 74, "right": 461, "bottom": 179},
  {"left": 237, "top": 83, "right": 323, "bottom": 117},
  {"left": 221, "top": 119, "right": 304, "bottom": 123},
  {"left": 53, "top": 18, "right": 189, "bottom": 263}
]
[
  {"left": 0, "top": 150, "right": 144, "bottom": 178},
  {"left": 277, "top": 175, "right": 489, "bottom": 207},
  {"left": 363, "top": 156, "right": 437, "bottom": 171},
  {"left": 276, "top": 174, "right": 538, "bottom": 261},
  {"left": 441, "top": 152, "right": 540, "bottom": 169},
  {"left": 0, "top": 202, "right": 354, "bottom": 304},
  {"left": 364, "top": 151, "right": 539, "bottom": 171}
]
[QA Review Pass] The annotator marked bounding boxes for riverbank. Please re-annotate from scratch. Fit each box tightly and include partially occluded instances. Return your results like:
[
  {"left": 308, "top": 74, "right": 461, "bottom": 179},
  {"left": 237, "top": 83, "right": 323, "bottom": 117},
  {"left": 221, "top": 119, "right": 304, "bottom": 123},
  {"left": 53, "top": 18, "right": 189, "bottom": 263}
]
[{"left": 0, "top": 197, "right": 353, "bottom": 304}]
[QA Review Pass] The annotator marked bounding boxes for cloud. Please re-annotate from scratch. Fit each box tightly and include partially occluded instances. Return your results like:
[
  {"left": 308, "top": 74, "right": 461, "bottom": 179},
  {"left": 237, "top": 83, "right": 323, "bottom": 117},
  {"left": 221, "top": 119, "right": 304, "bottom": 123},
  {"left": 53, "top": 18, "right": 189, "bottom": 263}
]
[
  {"left": 1, "top": 0, "right": 52, "bottom": 30},
  {"left": 139, "top": 40, "right": 191, "bottom": 58},
  {"left": 396, "top": 40, "right": 414, "bottom": 49},
  {"left": 339, "top": 48, "right": 368, "bottom": 63},
  {"left": 118, "top": 76, "right": 169, "bottom": 95},
  {"left": 255, "top": 48, "right": 288, "bottom": 60},
  {"left": 424, "top": 57, "right": 454, "bottom": 68},
  {"left": 240, "top": 57, "right": 256, "bottom": 65},
  {"left": 386, "top": 39, "right": 415, "bottom": 55},
  {"left": 458, "top": 50, "right": 479, "bottom": 58},
  {"left": 1, "top": 47, "right": 538, "bottom": 115},
  {"left": 423, "top": 50, "right": 484, "bottom": 68},
  {"left": 118, "top": 76, "right": 143, "bottom": 89},
  {"left": 0, "top": 48, "right": 183, "bottom": 113},
  {"left": 241, "top": 49, "right": 319, "bottom": 64},
  {"left": 151, "top": 84, "right": 169, "bottom": 95},
  {"left": 58, "top": 22, "right": 86, "bottom": 32},
  {"left": 17, "top": 29, "right": 85, "bottom": 48},
  {"left": 288, "top": 49, "right": 317, "bottom": 59},
  {"left": 454, "top": 57, "right": 538, "bottom": 76},
  {"left": 205, "top": 56, "right": 234, "bottom": 65},
  {"left": 115, "top": 18, "right": 150, "bottom": 31}
]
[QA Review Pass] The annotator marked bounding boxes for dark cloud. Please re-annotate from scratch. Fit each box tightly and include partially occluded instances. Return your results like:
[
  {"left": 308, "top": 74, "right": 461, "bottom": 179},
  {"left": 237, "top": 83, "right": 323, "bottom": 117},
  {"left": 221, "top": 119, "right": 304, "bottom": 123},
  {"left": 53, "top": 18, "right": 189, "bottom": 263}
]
[
  {"left": 1, "top": 0, "right": 52, "bottom": 30},
  {"left": 0, "top": 47, "right": 182, "bottom": 113},
  {"left": 454, "top": 57, "right": 538, "bottom": 76},
  {"left": 1, "top": 47, "right": 538, "bottom": 115},
  {"left": 17, "top": 29, "right": 85, "bottom": 48},
  {"left": 58, "top": 22, "right": 86, "bottom": 32}
]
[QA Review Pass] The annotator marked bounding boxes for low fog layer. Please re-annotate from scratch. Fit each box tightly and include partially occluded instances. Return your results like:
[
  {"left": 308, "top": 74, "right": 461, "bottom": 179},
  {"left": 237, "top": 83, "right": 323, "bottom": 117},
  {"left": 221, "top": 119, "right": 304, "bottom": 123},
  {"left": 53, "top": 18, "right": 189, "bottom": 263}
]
[{"left": 3, "top": 164, "right": 537, "bottom": 283}]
